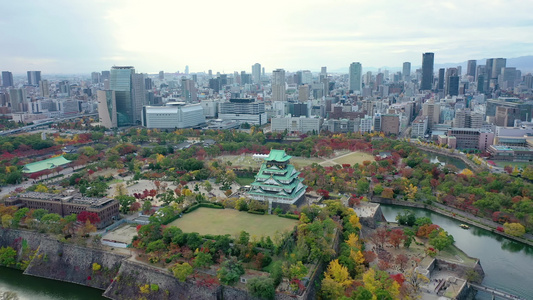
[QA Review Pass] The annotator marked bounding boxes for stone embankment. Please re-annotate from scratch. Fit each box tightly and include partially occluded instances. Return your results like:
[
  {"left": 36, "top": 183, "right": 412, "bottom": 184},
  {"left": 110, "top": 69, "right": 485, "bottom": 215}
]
[{"left": 0, "top": 228, "right": 325, "bottom": 300}]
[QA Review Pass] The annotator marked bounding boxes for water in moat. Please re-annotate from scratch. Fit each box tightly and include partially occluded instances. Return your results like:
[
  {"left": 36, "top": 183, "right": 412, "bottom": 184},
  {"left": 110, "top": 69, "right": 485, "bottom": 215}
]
[
  {"left": 421, "top": 150, "right": 467, "bottom": 170},
  {"left": 381, "top": 205, "right": 533, "bottom": 300},
  {"left": 0, "top": 266, "right": 106, "bottom": 300}
]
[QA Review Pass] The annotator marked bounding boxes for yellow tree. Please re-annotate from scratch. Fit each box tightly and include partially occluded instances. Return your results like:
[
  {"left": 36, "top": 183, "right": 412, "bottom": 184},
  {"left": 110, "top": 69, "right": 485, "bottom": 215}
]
[
  {"left": 321, "top": 259, "right": 352, "bottom": 299},
  {"left": 503, "top": 222, "right": 526, "bottom": 237},
  {"left": 362, "top": 268, "right": 401, "bottom": 299},
  {"left": 405, "top": 184, "right": 418, "bottom": 200},
  {"left": 345, "top": 233, "right": 360, "bottom": 249},
  {"left": 349, "top": 214, "right": 362, "bottom": 230}
]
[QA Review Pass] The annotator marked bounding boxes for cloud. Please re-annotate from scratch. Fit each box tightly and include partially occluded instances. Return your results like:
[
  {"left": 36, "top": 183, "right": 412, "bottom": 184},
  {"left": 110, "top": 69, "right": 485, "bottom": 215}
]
[{"left": 1, "top": 0, "right": 533, "bottom": 74}]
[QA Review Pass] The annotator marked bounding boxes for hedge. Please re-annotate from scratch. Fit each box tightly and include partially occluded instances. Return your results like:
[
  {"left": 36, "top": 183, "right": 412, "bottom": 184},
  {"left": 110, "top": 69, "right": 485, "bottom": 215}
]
[
  {"left": 183, "top": 202, "right": 224, "bottom": 214},
  {"left": 162, "top": 213, "right": 181, "bottom": 225},
  {"left": 248, "top": 210, "right": 266, "bottom": 215},
  {"left": 278, "top": 213, "right": 299, "bottom": 220}
]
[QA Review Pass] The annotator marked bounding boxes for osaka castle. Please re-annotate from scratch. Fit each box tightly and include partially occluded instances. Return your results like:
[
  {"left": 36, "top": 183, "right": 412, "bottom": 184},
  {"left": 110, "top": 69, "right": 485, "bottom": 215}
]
[{"left": 248, "top": 149, "right": 307, "bottom": 208}]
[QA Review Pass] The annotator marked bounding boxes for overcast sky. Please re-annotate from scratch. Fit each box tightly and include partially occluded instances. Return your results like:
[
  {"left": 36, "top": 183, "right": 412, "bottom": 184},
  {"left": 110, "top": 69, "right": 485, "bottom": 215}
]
[{"left": 1, "top": 0, "right": 532, "bottom": 74}]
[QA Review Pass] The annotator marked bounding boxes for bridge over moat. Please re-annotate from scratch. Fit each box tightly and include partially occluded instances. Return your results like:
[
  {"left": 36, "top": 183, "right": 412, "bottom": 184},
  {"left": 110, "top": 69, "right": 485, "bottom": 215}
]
[{"left": 469, "top": 283, "right": 526, "bottom": 300}]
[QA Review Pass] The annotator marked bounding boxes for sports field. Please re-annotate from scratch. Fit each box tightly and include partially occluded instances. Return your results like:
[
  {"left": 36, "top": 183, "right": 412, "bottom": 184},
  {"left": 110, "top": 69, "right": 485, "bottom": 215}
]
[{"left": 168, "top": 208, "right": 297, "bottom": 237}]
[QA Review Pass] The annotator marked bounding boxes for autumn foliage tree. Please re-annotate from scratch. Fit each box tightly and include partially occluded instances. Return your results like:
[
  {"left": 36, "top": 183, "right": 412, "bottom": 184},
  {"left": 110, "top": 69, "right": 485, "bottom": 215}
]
[{"left": 77, "top": 211, "right": 100, "bottom": 224}]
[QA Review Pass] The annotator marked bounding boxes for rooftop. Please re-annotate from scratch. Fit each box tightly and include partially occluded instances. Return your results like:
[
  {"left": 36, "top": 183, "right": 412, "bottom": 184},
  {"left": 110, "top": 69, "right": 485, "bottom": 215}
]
[
  {"left": 22, "top": 155, "right": 71, "bottom": 174},
  {"left": 265, "top": 149, "right": 292, "bottom": 162}
]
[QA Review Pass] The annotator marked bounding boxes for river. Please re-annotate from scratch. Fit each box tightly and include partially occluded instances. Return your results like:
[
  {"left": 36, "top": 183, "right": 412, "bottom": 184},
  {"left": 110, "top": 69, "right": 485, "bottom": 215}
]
[
  {"left": 0, "top": 267, "right": 106, "bottom": 300},
  {"left": 381, "top": 205, "right": 533, "bottom": 300}
]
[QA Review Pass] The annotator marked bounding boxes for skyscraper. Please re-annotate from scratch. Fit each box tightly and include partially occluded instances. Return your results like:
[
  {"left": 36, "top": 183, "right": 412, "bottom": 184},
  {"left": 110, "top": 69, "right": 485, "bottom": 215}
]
[
  {"left": 252, "top": 63, "right": 261, "bottom": 84},
  {"left": 402, "top": 62, "right": 411, "bottom": 81},
  {"left": 39, "top": 80, "right": 50, "bottom": 98},
  {"left": 349, "top": 62, "right": 362, "bottom": 92},
  {"left": 131, "top": 73, "right": 147, "bottom": 124},
  {"left": 91, "top": 72, "right": 101, "bottom": 84},
  {"left": 271, "top": 69, "right": 286, "bottom": 101},
  {"left": 421, "top": 53, "right": 434, "bottom": 90},
  {"left": 467, "top": 60, "right": 476, "bottom": 77},
  {"left": 185, "top": 65, "right": 189, "bottom": 75},
  {"left": 110, "top": 66, "right": 135, "bottom": 126},
  {"left": 27, "top": 71, "right": 41, "bottom": 86},
  {"left": 159, "top": 71, "right": 164, "bottom": 80},
  {"left": 437, "top": 68, "right": 445, "bottom": 91},
  {"left": 97, "top": 90, "right": 117, "bottom": 128},
  {"left": 2, "top": 71, "right": 13, "bottom": 87}
]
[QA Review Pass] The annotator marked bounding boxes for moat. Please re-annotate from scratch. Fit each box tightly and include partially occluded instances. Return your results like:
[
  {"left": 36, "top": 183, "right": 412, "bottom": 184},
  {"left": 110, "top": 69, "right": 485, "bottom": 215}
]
[{"left": 382, "top": 205, "right": 533, "bottom": 300}]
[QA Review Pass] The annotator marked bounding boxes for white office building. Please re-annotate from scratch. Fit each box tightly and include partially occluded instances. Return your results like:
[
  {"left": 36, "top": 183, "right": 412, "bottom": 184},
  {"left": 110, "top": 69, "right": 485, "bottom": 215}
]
[
  {"left": 271, "top": 116, "right": 322, "bottom": 133},
  {"left": 219, "top": 98, "right": 267, "bottom": 125},
  {"left": 142, "top": 102, "right": 205, "bottom": 129}
]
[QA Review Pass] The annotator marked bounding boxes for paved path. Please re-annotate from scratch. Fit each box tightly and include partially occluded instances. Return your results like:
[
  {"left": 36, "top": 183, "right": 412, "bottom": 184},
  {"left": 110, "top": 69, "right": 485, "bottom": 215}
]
[{"left": 318, "top": 151, "right": 354, "bottom": 166}]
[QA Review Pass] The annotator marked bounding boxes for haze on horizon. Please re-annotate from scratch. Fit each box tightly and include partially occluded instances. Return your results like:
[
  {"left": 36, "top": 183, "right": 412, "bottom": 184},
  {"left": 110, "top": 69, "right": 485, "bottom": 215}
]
[{"left": 2, "top": 0, "right": 532, "bottom": 74}]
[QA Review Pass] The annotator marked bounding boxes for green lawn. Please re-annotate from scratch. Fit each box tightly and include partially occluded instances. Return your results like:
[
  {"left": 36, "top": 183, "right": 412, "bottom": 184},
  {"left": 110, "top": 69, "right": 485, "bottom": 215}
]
[
  {"left": 235, "top": 176, "right": 255, "bottom": 186},
  {"left": 494, "top": 161, "right": 531, "bottom": 169},
  {"left": 331, "top": 152, "right": 375, "bottom": 165},
  {"left": 168, "top": 208, "right": 297, "bottom": 237}
]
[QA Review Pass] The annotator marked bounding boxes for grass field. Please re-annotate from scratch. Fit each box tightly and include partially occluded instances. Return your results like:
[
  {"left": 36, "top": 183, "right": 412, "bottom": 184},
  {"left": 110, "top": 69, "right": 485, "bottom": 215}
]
[
  {"left": 168, "top": 208, "right": 297, "bottom": 237},
  {"left": 235, "top": 176, "right": 255, "bottom": 186},
  {"left": 494, "top": 161, "right": 531, "bottom": 169},
  {"left": 329, "top": 151, "right": 375, "bottom": 165}
]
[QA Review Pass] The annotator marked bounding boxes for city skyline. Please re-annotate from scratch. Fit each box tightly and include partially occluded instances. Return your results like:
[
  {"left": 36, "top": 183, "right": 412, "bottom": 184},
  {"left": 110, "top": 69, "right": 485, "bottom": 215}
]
[{"left": 2, "top": 0, "right": 532, "bottom": 74}]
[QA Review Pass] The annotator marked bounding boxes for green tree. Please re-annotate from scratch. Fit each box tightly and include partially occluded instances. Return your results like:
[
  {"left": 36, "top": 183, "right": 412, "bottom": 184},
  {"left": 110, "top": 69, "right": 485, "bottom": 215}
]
[
  {"left": 172, "top": 262, "right": 193, "bottom": 282},
  {"left": 116, "top": 195, "right": 136, "bottom": 214},
  {"left": 0, "top": 246, "right": 17, "bottom": 266},
  {"left": 194, "top": 251, "right": 213, "bottom": 268},
  {"left": 217, "top": 259, "right": 245, "bottom": 285},
  {"left": 247, "top": 277, "right": 276, "bottom": 300}
]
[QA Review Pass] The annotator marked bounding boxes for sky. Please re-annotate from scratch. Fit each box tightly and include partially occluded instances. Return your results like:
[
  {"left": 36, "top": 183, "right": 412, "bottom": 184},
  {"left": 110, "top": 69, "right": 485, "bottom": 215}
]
[{"left": 1, "top": 0, "right": 533, "bottom": 75}]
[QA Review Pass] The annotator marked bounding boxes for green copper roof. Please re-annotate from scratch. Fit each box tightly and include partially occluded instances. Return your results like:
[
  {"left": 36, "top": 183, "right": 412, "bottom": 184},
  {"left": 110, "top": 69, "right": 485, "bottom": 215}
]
[
  {"left": 255, "top": 164, "right": 299, "bottom": 181},
  {"left": 265, "top": 149, "right": 292, "bottom": 162},
  {"left": 23, "top": 155, "right": 71, "bottom": 173}
]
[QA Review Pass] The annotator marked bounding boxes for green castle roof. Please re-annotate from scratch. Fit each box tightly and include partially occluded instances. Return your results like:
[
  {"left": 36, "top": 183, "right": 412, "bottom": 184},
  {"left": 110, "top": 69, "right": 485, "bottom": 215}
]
[
  {"left": 23, "top": 155, "right": 71, "bottom": 174},
  {"left": 265, "top": 149, "right": 292, "bottom": 162}
]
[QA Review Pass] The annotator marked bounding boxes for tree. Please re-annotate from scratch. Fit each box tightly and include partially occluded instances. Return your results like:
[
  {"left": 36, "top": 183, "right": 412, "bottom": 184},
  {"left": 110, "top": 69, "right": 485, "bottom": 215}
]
[
  {"left": 142, "top": 200, "right": 152, "bottom": 214},
  {"left": 396, "top": 210, "right": 416, "bottom": 226},
  {"left": 381, "top": 188, "right": 394, "bottom": 199},
  {"left": 371, "top": 228, "right": 389, "bottom": 249},
  {"left": 356, "top": 178, "right": 370, "bottom": 195},
  {"left": 0, "top": 246, "right": 17, "bottom": 266},
  {"left": 503, "top": 222, "right": 526, "bottom": 237},
  {"left": 78, "top": 220, "right": 96, "bottom": 236},
  {"left": 321, "top": 259, "right": 352, "bottom": 299},
  {"left": 194, "top": 250, "right": 213, "bottom": 268},
  {"left": 114, "top": 182, "right": 128, "bottom": 197},
  {"left": 247, "top": 277, "right": 276, "bottom": 300},
  {"left": 388, "top": 229, "right": 406, "bottom": 248},
  {"left": 77, "top": 211, "right": 101, "bottom": 224},
  {"left": 172, "top": 262, "right": 193, "bottom": 282},
  {"left": 116, "top": 195, "right": 136, "bottom": 214},
  {"left": 395, "top": 254, "right": 409, "bottom": 271},
  {"left": 217, "top": 259, "right": 245, "bottom": 285},
  {"left": 203, "top": 180, "right": 213, "bottom": 193}
]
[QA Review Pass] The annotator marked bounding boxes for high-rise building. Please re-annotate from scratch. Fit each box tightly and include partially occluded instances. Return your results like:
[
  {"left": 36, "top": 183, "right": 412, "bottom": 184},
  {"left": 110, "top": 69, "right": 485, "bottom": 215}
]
[
  {"left": 110, "top": 66, "right": 135, "bottom": 126},
  {"left": 101, "top": 71, "right": 110, "bottom": 82},
  {"left": 298, "top": 85, "right": 310, "bottom": 101},
  {"left": 39, "top": 80, "right": 50, "bottom": 98},
  {"left": 185, "top": 65, "right": 189, "bottom": 75},
  {"left": 9, "top": 89, "right": 24, "bottom": 113},
  {"left": 27, "top": 71, "right": 41, "bottom": 86},
  {"left": 402, "top": 62, "right": 411, "bottom": 81},
  {"left": 467, "top": 60, "right": 477, "bottom": 77},
  {"left": 252, "top": 63, "right": 261, "bottom": 84},
  {"left": 437, "top": 68, "right": 445, "bottom": 90},
  {"left": 272, "top": 69, "right": 286, "bottom": 101},
  {"left": 422, "top": 98, "right": 440, "bottom": 129},
  {"left": 499, "top": 67, "right": 517, "bottom": 90},
  {"left": 349, "top": 62, "right": 362, "bottom": 92},
  {"left": 445, "top": 68, "right": 459, "bottom": 97},
  {"left": 91, "top": 72, "right": 101, "bottom": 84},
  {"left": 131, "top": 73, "right": 147, "bottom": 124},
  {"left": 181, "top": 78, "right": 197, "bottom": 102},
  {"left": 421, "top": 53, "right": 434, "bottom": 90},
  {"left": 1, "top": 71, "right": 14, "bottom": 87},
  {"left": 159, "top": 71, "right": 164, "bottom": 80},
  {"left": 97, "top": 90, "right": 117, "bottom": 128}
]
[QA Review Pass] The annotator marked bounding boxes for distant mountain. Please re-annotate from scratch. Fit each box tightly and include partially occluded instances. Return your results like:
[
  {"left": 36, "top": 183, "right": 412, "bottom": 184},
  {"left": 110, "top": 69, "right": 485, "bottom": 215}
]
[{"left": 330, "top": 55, "right": 533, "bottom": 74}]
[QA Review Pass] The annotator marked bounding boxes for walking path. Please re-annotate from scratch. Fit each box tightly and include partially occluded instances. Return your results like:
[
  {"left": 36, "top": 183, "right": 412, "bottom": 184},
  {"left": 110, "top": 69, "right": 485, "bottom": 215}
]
[{"left": 470, "top": 283, "right": 526, "bottom": 300}]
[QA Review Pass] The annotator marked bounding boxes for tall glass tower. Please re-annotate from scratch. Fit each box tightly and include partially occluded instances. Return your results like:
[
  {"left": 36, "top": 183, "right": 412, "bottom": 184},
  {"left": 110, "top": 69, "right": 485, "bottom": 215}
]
[
  {"left": 110, "top": 66, "right": 135, "bottom": 126},
  {"left": 421, "top": 52, "right": 434, "bottom": 90}
]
